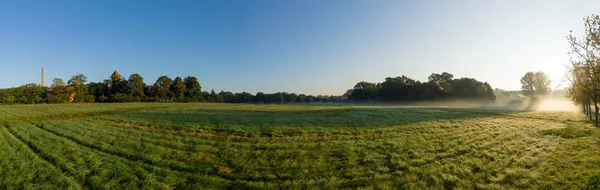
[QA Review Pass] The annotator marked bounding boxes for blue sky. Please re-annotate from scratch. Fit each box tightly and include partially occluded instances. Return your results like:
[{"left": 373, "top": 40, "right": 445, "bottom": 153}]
[{"left": 0, "top": 0, "right": 598, "bottom": 95}]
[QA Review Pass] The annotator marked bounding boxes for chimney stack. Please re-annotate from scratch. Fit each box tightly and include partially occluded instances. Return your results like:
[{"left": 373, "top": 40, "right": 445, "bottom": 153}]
[{"left": 41, "top": 67, "right": 44, "bottom": 87}]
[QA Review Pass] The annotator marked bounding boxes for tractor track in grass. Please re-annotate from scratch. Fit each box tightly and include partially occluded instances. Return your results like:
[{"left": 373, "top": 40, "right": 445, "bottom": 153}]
[
  {"left": 0, "top": 108, "right": 225, "bottom": 180},
  {"left": 7, "top": 124, "right": 181, "bottom": 188},
  {"left": 33, "top": 123, "right": 213, "bottom": 174},
  {"left": 2, "top": 126, "right": 85, "bottom": 189},
  {"left": 0, "top": 109, "right": 87, "bottom": 188},
  {"left": 52, "top": 119, "right": 203, "bottom": 152},
  {"left": 31, "top": 122, "right": 303, "bottom": 184}
]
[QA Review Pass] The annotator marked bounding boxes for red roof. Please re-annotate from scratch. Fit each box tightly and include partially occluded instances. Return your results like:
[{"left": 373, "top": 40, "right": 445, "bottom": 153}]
[{"left": 111, "top": 70, "right": 120, "bottom": 77}]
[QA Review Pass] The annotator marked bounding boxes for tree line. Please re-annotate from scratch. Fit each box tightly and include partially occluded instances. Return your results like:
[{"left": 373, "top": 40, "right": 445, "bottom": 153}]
[
  {"left": 566, "top": 14, "right": 600, "bottom": 126},
  {"left": 0, "top": 71, "right": 499, "bottom": 105},
  {"left": 345, "top": 72, "right": 496, "bottom": 103},
  {"left": 0, "top": 72, "right": 344, "bottom": 104}
]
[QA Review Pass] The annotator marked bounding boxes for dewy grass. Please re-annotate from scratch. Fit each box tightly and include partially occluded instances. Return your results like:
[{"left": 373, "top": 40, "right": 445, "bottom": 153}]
[{"left": 0, "top": 103, "right": 598, "bottom": 188}]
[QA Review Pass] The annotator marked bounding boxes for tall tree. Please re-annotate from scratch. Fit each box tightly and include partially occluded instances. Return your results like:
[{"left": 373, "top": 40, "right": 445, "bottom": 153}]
[
  {"left": 428, "top": 72, "right": 454, "bottom": 93},
  {"left": 154, "top": 76, "right": 172, "bottom": 100},
  {"left": 68, "top": 74, "right": 89, "bottom": 103},
  {"left": 51, "top": 78, "right": 65, "bottom": 88},
  {"left": 255, "top": 92, "right": 267, "bottom": 103},
  {"left": 566, "top": 15, "right": 600, "bottom": 126},
  {"left": 67, "top": 74, "right": 87, "bottom": 86},
  {"left": 128, "top": 73, "right": 145, "bottom": 101},
  {"left": 183, "top": 76, "right": 203, "bottom": 102},
  {"left": 171, "top": 77, "right": 186, "bottom": 102},
  {"left": 350, "top": 81, "right": 378, "bottom": 101},
  {"left": 520, "top": 71, "right": 551, "bottom": 100}
]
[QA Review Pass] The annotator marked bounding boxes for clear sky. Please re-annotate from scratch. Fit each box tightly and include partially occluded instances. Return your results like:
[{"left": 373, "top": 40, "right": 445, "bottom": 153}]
[{"left": 1, "top": 0, "right": 598, "bottom": 95}]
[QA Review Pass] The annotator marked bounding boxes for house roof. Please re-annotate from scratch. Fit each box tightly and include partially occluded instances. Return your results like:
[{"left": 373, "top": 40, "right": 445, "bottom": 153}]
[{"left": 111, "top": 70, "right": 120, "bottom": 77}]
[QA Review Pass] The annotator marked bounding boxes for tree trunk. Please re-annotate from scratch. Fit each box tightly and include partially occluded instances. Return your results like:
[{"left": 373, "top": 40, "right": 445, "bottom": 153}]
[
  {"left": 591, "top": 103, "right": 594, "bottom": 120},
  {"left": 587, "top": 103, "right": 591, "bottom": 119},
  {"left": 587, "top": 103, "right": 590, "bottom": 117},
  {"left": 594, "top": 100, "right": 600, "bottom": 127},
  {"left": 588, "top": 103, "right": 593, "bottom": 120},
  {"left": 585, "top": 103, "right": 589, "bottom": 119}
]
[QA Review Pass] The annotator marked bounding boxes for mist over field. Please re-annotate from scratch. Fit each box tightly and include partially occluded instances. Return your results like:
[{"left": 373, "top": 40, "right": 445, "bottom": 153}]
[{"left": 321, "top": 93, "right": 580, "bottom": 112}]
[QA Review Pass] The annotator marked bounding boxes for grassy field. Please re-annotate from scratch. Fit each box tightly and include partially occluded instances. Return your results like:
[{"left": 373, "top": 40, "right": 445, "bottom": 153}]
[{"left": 0, "top": 103, "right": 599, "bottom": 189}]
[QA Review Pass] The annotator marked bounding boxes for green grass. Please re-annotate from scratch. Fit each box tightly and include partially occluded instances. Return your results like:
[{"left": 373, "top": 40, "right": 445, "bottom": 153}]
[{"left": 0, "top": 103, "right": 599, "bottom": 189}]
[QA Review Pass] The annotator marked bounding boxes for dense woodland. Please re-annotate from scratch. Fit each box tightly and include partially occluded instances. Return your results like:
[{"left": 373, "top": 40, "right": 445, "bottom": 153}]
[
  {"left": 346, "top": 72, "right": 496, "bottom": 103},
  {"left": 0, "top": 71, "right": 344, "bottom": 104},
  {"left": 0, "top": 70, "right": 499, "bottom": 104}
]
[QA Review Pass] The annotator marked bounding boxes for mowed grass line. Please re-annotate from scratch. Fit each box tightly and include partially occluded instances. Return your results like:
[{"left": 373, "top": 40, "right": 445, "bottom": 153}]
[
  {"left": 80, "top": 108, "right": 579, "bottom": 188},
  {"left": 2, "top": 108, "right": 232, "bottom": 189},
  {"left": 0, "top": 127, "right": 79, "bottom": 189},
  {"left": 0, "top": 103, "right": 598, "bottom": 188},
  {"left": 44, "top": 108, "right": 568, "bottom": 188},
  {"left": 35, "top": 122, "right": 214, "bottom": 174},
  {"left": 42, "top": 119, "right": 224, "bottom": 165},
  {"left": 7, "top": 123, "right": 231, "bottom": 189}
]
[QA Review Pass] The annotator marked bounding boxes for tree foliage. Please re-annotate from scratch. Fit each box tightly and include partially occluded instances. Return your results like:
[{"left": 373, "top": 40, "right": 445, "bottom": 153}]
[
  {"left": 154, "top": 76, "right": 172, "bottom": 100},
  {"left": 566, "top": 14, "right": 600, "bottom": 126},
  {"left": 171, "top": 77, "right": 186, "bottom": 102},
  {"left": 184, "top": 76, "right": 203, "bottom": 102},
  {"left": 347, "top": 73, "right": 495, "bottom": 103},
  {"left": 128, "top": 74, "right": 145, "bottom": 101},
  {"left": 51, "top": 78, "right": 65, "bottom": 88},
  {"left": 520, "top": 71, "right": 551, "bottom": 99}
]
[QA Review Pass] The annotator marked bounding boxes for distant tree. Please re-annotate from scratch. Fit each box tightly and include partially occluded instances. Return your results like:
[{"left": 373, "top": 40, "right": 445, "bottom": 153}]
[
  {"left": 428, "top": 72, "right": 454, "bottom": 93},
  {"left": 154, "top": 76, "right": 172, "bottom": 100},
  {"left": 276, "top": 93, "right": 285, "bottom": 104},
  {"left": 483, "top": 82, "right": 496, "bottom": 103},
  {"left": 88, "top": 82, "right": 109, "bottom": 103},
  {"left": 520, "top": 71, "right": 551, "bottom": 100},
  {"left": 203, "top": 91, "right": 213, "bottom": 102},
  {"left": 214, "top": 93, "right": 224, "bottom": 103},
  {"left": 451, "top": 78, "right": 491, "bottom": 100},
  {"left": 99, "top": 95, "right": 108, "bottom": 103},
  {"left": 3, "top": 93, "right": 16, "bottom": 104},
  {"left": 112, "top": 93, "right": 134, "bottom": 102},
  {"left": 67, "top": 74, "right": 89, "bottom": 103},
  {"left": 51, "top": 78, "right": 65, "bottom": 88},
  {"left": 350, "top": 81, "right": 378, "bottom": 101},
  {"left": 127, "top": 73, "right": 145, "bottom": 101},
  {"left": 183, "top": 76, "right": 203, "bottom": 102},
  {"left": 171, "top": 77, "right": 186, "bottom": 102},
  {"left": 219, "top": 91, "right": 235, "bottom": 103},
  {"left": 67, "top": 74, "right": 87, "bottom": 86},
  {"left": 255, "top": 92, "right": 266, "bottom": 104},
  {"left": 297, "top": 94, "right": 307, "bottom": 103},
  {"left": 378, "top": 76, "right": 418, "bottom": 101},
  {"left": 284, "top": 92, "right": 297, "bottom": 103},
  {"left": 237, "top": 92, "right": 253, "bottom": 103},
  {"left": 20, "top": 84, "right": 45, "bottom": 104},
  {"left": 48, "top": 87, "right": 68, "bottom": 103}
]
